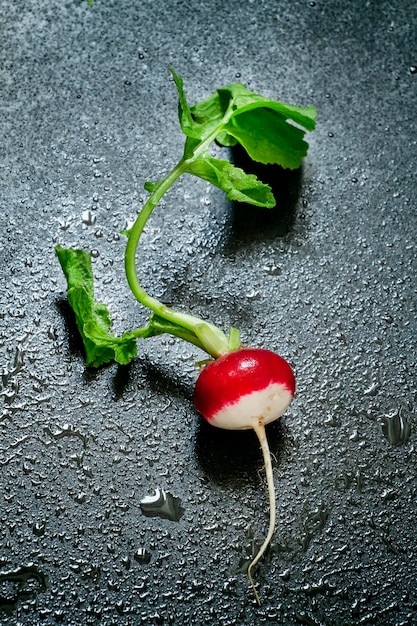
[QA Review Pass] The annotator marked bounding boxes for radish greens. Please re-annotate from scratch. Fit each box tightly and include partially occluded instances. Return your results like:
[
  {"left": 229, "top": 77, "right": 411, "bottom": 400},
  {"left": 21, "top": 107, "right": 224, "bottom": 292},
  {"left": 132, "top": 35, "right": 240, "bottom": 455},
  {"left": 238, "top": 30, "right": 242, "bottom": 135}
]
[{"left": 56, "top": 67, "right": 316, "bottom": 366}]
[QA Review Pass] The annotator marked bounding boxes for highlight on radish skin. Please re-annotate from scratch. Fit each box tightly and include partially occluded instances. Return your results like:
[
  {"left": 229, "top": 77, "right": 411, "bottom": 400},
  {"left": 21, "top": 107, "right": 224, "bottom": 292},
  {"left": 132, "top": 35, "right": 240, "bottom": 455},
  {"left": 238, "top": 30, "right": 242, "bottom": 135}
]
[{"left": 193, "top": 348, "right": 295, "bottom": 604}]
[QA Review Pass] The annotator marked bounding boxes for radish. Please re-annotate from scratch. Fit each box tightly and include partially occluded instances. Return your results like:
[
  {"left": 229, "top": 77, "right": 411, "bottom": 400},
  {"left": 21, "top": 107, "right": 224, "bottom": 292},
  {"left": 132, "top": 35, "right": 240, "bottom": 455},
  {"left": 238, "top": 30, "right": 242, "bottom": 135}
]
[
  {"left": 56, "top": 70, "right": 314, "bottom": 603},
  {"left": 194, "top": 347, "right": 295, "bottom": 604}
]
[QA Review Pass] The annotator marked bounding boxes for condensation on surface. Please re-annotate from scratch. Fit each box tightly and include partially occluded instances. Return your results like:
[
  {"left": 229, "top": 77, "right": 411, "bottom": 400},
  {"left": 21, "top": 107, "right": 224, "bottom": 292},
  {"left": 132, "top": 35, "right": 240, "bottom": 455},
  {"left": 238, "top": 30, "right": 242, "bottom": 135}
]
[{"left": 1, "top": 0, "right": 416, "bottom": 624}]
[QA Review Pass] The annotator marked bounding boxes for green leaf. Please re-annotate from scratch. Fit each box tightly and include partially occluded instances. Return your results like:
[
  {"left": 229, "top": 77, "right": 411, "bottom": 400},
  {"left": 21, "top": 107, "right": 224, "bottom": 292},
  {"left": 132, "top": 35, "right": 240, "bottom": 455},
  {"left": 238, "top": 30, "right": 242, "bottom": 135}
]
[
  {"left": 221, "top": 107, "right": 311, "bottom": 169},
  {"left": 186, "top": 155, "right": 275, "bottom": 207},
  {"left": 144, "top": 181, "right": 158, "bottom": 192},
  {"left": 189, "top": 81, "right": 316, "bottom": 169},
  {"left": 172, "top": 73, "right": 316, "bottom": 167},
  {"left": 189, "top": 86, "right": 235, "bottom": 137},
  {"left": 170, "top": 66, "right": 200, "bottom": 138},
  {"left": 55, "top": 246, "right": 138, "bottom": 367},
  {"left": 193, "top": 82, "right": 316, "bottom": 130},
  {"left": 226, "top": 82, "right": 316, "bottom": 130}
]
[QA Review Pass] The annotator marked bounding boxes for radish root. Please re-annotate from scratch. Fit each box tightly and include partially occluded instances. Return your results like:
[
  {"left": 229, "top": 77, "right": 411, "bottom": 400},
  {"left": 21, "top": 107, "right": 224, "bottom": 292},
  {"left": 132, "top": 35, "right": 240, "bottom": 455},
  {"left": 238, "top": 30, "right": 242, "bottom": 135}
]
[{"left": 248, "top": 421, "right": 277, "bottom": 606}]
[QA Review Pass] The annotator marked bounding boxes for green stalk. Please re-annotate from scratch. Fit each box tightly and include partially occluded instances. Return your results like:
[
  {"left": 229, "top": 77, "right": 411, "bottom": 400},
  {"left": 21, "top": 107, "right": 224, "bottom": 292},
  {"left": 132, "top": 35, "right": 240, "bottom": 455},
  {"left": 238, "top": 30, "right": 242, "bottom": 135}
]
[
  {"left": 124, "top": 159, "right": 238, "bottom": 358},
  {"left": 124, "top": 161, "right": 191, "bottom": 328}
]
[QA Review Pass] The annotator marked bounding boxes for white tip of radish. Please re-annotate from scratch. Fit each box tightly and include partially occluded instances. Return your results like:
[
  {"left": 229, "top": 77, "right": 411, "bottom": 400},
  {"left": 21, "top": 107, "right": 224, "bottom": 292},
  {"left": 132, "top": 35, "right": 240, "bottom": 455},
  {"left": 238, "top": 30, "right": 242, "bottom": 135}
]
[{"left": 206, "top": 383, "right": 293, "bottom": 431}]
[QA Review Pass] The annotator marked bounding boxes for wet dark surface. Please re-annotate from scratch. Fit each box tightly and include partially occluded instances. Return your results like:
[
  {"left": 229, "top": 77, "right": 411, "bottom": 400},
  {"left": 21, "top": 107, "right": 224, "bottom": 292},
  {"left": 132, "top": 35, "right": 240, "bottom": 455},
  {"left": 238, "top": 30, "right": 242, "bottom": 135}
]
[{"left": 1, "top": 0, "right": 416, "bottom": 624}]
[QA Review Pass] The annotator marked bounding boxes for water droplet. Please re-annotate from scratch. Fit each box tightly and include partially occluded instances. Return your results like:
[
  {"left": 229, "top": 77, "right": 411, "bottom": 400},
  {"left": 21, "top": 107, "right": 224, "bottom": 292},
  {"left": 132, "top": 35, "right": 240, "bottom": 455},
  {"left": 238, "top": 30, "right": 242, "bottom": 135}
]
[
  {"left": 246, "top": 289, "right": 260, "bottom": 301},
  {"left": 0, "top": 564, "right": 48, "bottom": 615},
  {"left": 44, "top": 423, "right": 88, "bottom": 448},
  {"left": 134, "top": 548, "right": 152, "bottom": 564},
  {"left": 295, "top": 609, "right": 327, "bottom": 625},
  {"left": 363, "top": 381, "right": 379, "bottom": 396},
  {"left": 140, "top": 488, "right": 184, "bottom": 522},
  {"left": 82, "top": 210, "right": 96, "bottom": 226},
  {"left": 58, "top": 217, "right": 71, "bottom": 231},
  {"left": 381, "top": 408, "right": 411, "bottom": 447},
  {"left": 263, "top": 264, "right": 282, "bottom": 276},
  {"left": 73, "top": 491, "right": 87, "bottom": 504},
  {"left": 32, "top": 521, "right": 46, "bottom": 537},
  {"left": 121, "top": 556, "right": 131, "bottom": 569}
]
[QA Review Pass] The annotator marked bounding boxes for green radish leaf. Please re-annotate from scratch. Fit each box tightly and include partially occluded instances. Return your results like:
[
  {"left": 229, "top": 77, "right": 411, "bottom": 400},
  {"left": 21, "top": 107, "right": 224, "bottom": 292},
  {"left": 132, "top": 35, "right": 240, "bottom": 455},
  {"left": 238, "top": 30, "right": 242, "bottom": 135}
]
[
  {"left": 55, "top": 246, "right": 138, "bottom": 367},
  {"left": 188, "top": 80, "right": 316, "bottom": 169},
  {"left": 188, "top": 86, "right": 235, "bottom": 136},
  {"left": 170, "top": 66, "right": 200, "bottom": 138},
  {"left": 215, "top": 131, "right": 238, "bottom": 147},
  {"left": 221, "top": 107, "right": 311, "bottom": 169},
  {"left": 219, "top": 82, "right": 317, "bottom": 131},
  {"left": 144, "top": 181, "right": 158, "bottom": 192},
  {"left": 190, "top": 81, "right": 316, "bottom": 131},
  {"left": 172, "top": 70, "right": 315, "bottom": 167},
  {"left": 186, "top": 155, "right": 275, "bottom": 208}
]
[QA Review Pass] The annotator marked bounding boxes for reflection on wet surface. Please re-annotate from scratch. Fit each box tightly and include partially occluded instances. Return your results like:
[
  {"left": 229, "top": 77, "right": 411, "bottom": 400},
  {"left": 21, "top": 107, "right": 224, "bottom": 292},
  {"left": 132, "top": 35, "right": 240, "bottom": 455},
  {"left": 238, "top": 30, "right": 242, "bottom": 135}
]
[
  {"left": 381, "top": 408, "right": 411, "bottom": 447},
  {"left": 140, "top": 488, "right": 185, "bottom": 522}
]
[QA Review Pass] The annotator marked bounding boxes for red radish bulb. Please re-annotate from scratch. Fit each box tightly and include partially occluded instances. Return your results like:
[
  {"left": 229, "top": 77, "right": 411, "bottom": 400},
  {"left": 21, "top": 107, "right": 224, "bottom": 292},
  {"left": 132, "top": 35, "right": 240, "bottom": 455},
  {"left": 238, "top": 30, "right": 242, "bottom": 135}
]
[{"left": 193, "top": 347, "right": 295, "bottom": 604}]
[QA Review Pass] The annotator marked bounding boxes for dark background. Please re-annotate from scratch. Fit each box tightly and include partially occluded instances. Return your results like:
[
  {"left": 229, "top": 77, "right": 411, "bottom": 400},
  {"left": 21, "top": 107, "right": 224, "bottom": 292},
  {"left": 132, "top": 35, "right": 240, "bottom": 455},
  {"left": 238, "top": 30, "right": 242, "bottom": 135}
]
[{"left": 1, "top": 1, "right": 416, "bottom": 624}]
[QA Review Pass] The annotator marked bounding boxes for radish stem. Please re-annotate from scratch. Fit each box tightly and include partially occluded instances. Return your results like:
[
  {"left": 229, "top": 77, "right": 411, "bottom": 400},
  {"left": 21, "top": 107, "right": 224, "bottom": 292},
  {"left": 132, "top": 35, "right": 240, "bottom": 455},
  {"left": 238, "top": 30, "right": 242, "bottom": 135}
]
[
  {"left": 123, "top": 158, "right": 238, "bottom": 359},
  {"left": 248, "top": 421, "right": 276, "bottom": 606}
]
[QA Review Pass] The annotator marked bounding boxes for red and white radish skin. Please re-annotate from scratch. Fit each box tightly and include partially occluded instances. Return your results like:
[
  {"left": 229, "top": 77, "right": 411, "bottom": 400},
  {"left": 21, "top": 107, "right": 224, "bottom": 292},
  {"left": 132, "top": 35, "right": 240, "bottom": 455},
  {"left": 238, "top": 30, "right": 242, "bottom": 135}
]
[{"left": 194, "top": 347, "right": 295, "bottom": 604}]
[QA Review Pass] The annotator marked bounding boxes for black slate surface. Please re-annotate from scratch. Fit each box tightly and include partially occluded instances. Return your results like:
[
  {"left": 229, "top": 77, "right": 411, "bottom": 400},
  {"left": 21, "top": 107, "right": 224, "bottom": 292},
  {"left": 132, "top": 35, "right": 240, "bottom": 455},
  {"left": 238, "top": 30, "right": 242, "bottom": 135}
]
[{"left": 1, "top": 1, "right": 416, "bottom": 624}]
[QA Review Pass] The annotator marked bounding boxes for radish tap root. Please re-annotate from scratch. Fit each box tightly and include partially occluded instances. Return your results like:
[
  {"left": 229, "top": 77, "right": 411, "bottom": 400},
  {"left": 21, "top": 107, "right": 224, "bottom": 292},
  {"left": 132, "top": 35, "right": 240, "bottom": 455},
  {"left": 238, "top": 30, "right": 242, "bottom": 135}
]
[{"left": 247, "top": 421, "right": 277, "bottom": 605}]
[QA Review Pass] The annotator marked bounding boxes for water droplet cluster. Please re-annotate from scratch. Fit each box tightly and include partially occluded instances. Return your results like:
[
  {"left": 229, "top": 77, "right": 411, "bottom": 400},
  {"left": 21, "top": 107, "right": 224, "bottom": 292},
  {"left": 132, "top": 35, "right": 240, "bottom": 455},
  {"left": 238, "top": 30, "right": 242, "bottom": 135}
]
[{"left": 1, "top": 0, "right": 416, "bottom": 622}]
